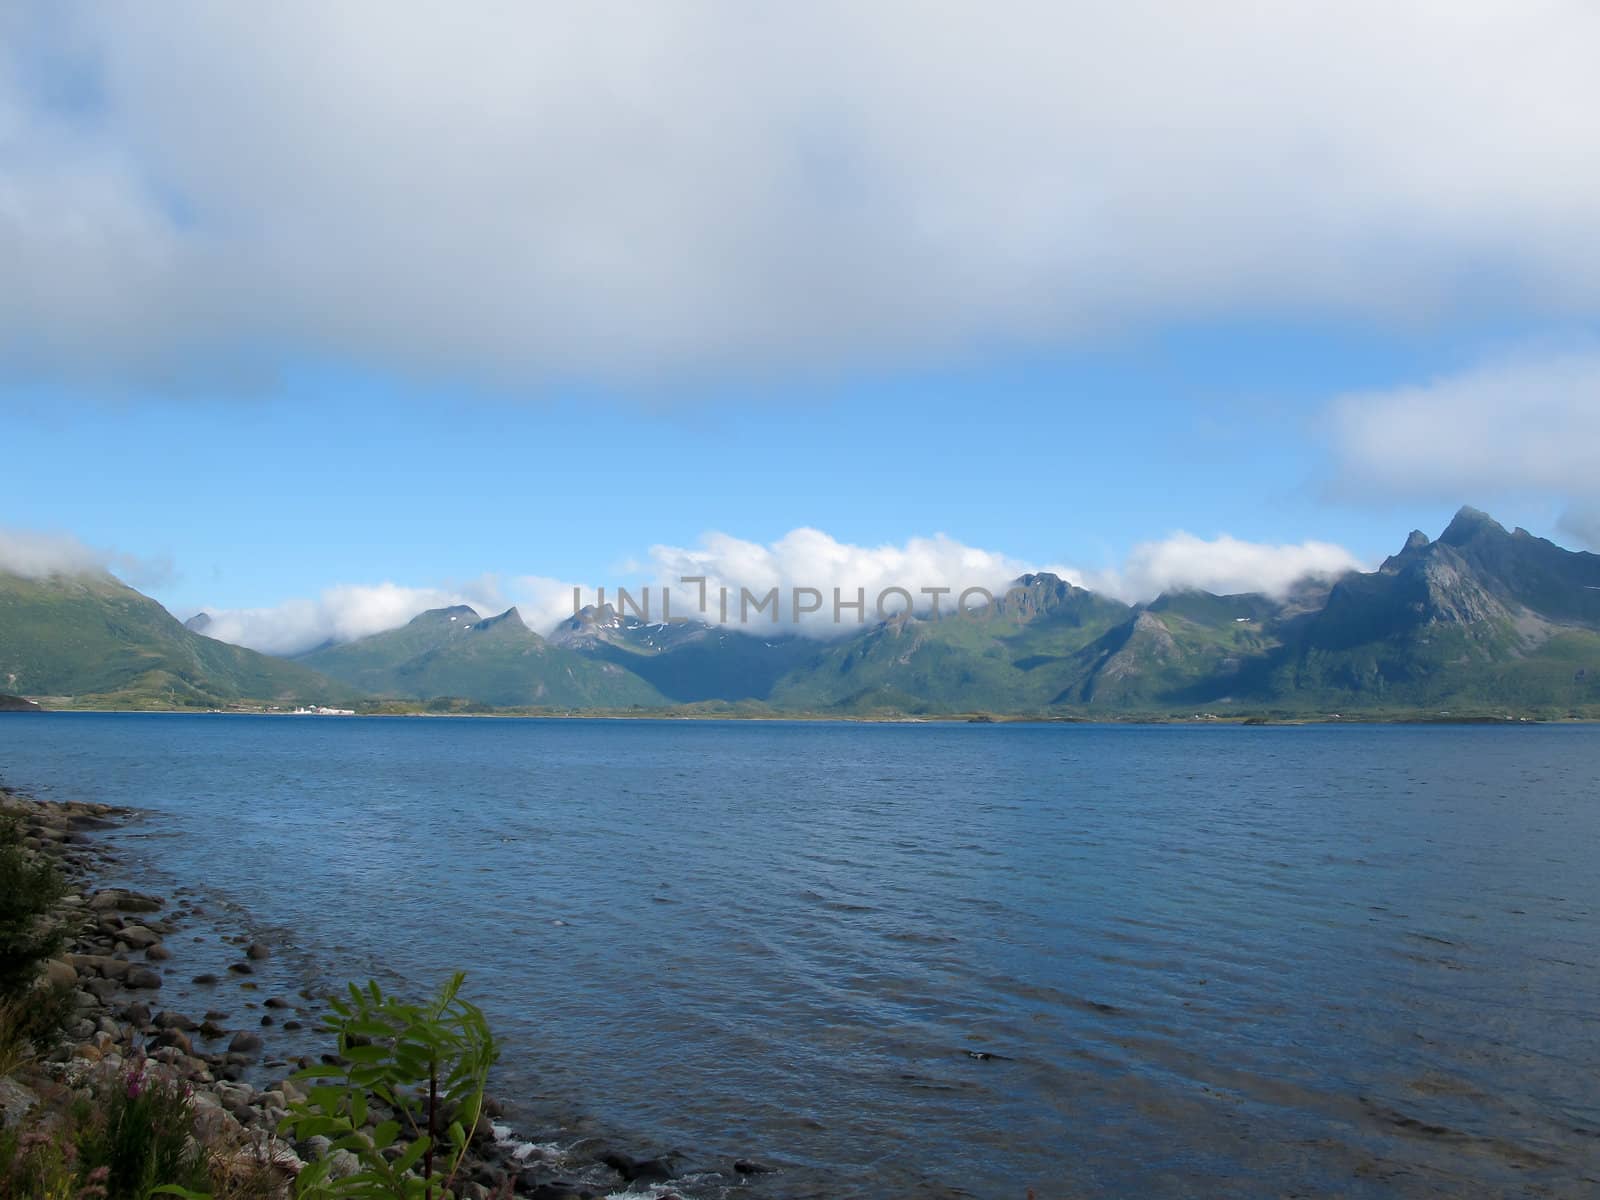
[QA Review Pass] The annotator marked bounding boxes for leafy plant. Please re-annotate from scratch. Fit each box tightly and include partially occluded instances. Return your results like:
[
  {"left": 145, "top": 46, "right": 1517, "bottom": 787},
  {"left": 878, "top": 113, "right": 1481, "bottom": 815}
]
[
  {"left": 0, "top": 815, "right": 67, "bottom": 1001},
  {"left": 281, "top": 973, "right": 498, "bottom": 1199}
]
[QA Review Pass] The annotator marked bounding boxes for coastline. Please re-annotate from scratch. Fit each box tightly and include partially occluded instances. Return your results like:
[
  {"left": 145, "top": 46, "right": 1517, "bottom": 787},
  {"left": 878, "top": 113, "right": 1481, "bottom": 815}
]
[
  {"left": 10, "top": 705, "right": 1596, "bottom": 726},
  {"left": 0, "top": 780, "right": 772, "bottom": 1198}
]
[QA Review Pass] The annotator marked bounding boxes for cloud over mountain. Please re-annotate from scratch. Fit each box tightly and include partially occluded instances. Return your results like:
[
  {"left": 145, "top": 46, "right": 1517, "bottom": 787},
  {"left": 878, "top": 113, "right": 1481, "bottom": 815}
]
[
  {"left": 0, "top": 526, "right": 172, "bottom": 587},
  {"left": 6, "top": 3, "right": 1600, "bottom": 389},
  {"left": 174, "top": 525, "right": 1366, "bottom": 653},
  {"left": 1328, "top": 346, "right": 1600, "bottom": 547},
  {"left": 1068, "top": 533, "right": 1366, "bottom": 602}
]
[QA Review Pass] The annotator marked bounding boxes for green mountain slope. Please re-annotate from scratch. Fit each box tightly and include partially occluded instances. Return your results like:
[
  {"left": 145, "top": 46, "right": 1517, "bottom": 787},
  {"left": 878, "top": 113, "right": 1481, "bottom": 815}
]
[
  {"left": 0, "top": 570, "right": 346, "bottom": 708},
  {"left": 549, "top": 604, "right": 818, "bottom": 702},
  {"left": 8, "top": 506, "right": 1596, "bottom": 716},
  {"left": 303, "top": 605, "right": 666, "bottom": 708}
]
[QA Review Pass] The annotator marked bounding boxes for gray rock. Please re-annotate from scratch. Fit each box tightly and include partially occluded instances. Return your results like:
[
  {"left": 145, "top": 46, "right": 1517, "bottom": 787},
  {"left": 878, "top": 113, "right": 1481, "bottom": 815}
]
[
  {"left": 0, "top": 1078, "right": 39, "bottom": 1130},
  {"left": 90, "top": 890, "right": 163, "bottom": 914},
  {"left": 152, "top": 1029, "right": 193, "bottom": 1055},
  {"left": 121, "top": 1002, "right": 152, "bottom": 1025},
  {"left": 125, "top": 967, "right": 163, "bottom": 989},
  {"left": 228, "top": 1031, "right": 263, "bottom": 1055},
  {"left": 118, "top": 926, "right": 161, "bottom": 950}
]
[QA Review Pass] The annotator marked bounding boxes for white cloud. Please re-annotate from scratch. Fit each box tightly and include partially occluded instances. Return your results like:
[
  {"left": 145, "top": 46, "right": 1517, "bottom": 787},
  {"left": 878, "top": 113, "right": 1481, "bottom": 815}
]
[
  {"left": 194, "top": 584, "right": 487, "bottom": 656},
  {"left": 643, "top": 529, "right": 1030, "bottom": 633},
  {"left": 1329, "top": 348, "right": 1600, "bottom": 497},
  {"left": 0, "top": 525, "right": 172, "bottom": 586},
  {"left": 192, "top": 575, "right": 583, "bottom": 656},
  {"left": 1327, "top": 346, "right": 1600, "bottom": 546},
  {"left": 0, "top": 527, "right": 109, "bottom": 578},
  {"left": 6, "top": 3, "right": 1600, "bottom": 389},
  {"left": 165, "top": 526, "right": 1369, "bottom": 653},
  {"left": 1066, "top": 533, "right": 1366, "bottom": 601}
]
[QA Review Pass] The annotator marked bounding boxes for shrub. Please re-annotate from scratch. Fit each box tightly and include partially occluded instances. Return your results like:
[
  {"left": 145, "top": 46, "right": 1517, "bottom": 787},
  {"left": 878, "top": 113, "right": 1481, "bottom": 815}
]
[
  {"left": 0, "top": 816, "right": 67, "bottom": 1001},
  {"left": 0, "top": 982, "right": 76, "bottom": 1076},
  {"left": 282, "top": 973, "right": 498, "bottom": 1199}
]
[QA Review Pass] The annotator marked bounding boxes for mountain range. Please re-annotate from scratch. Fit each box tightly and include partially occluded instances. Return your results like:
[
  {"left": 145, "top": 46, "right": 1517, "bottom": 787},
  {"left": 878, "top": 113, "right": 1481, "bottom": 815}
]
[{"left": 3, "top": 507, "right": 1598, "bottom": 717}]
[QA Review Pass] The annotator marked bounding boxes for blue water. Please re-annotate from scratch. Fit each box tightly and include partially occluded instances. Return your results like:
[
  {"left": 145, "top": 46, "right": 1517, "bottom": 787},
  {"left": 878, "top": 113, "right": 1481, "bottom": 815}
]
[{"left": 2, "top": 714, "right": 1598, "bottom": 1198}]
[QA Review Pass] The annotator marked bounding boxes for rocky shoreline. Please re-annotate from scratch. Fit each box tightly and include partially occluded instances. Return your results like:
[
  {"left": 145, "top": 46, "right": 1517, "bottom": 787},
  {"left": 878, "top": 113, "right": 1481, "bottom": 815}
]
[{"left": 0, "top": 784, "right": 775, "bottom": 1199}]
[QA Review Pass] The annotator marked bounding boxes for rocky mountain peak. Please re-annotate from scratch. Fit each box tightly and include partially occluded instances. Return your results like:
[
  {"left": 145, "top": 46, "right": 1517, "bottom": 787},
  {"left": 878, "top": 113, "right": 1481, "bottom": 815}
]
[{"left": 1439, "top": 505, "right": 1508, "bottom": 546}]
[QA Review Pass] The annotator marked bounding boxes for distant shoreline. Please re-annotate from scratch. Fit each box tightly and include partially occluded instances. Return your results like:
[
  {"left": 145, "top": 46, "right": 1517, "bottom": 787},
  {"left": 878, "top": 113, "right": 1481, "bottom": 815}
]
[{"left": 9, "top": 705, "right": 1596, "bottom": 727}]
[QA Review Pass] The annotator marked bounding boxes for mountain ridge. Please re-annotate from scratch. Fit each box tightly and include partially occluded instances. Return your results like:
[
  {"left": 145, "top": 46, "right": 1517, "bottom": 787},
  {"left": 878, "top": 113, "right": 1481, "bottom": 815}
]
[{"left": 5, "top": 507, "right": 1598, "bottom": 715}]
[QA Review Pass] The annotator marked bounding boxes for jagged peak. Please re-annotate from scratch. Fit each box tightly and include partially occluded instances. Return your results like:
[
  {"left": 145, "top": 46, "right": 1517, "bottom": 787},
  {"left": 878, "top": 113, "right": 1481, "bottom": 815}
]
[
  {"left": 473, "top": 606, "right": 528, "bottom": 632},
  {"left": 1439, "top": 505, "right": 1507, "bottom": 545},
  {"left": 1403, "top": 530, "right": 1429, "bottom": 552}
]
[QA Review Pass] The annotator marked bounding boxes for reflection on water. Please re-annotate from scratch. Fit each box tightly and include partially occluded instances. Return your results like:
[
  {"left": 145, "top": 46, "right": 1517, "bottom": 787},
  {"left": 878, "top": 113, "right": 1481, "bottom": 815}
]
[{"left": 2, "top": 715, "right": 1598, "bottom": 1198}]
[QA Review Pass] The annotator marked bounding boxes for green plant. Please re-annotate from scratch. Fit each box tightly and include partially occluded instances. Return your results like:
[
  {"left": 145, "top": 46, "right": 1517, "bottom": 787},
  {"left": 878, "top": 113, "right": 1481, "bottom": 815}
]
[
  {"left": 74, "top": 1058, "right": 207, "bottom": 1200},
  {"left": 0, "top": 815, "right": 67, "bottom": 1001},
  {"left": 0, "top": 982, "right": 76, "bottom": 1076},
  {"left": 281, "top": 973, "right": 498, "bottom": 1199}
]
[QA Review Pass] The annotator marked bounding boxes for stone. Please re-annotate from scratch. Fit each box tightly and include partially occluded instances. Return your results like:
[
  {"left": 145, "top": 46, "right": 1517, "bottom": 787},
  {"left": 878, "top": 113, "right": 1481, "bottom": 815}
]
[
  {"left": 228, "top": 962, "right": 254, "bottom": 975},
  {"left": 228, "top": 1029, "right": 263, "bottom": 1054},
  {"left": 245, "top": 942, "right": 270, "bottom": 961},
  {"left": 0, "top": 1078, "right": 39, "bottom": 1130},
  {"left": 145, "top": 944, "right": 172, "bottom": 961},
  {"left": 735, "top": 1158, "right": 776, "bottom": 1175},
  {"left": 156, "top": 1011, "right": 198, "bottom": 1031},
  {"left": 153, "top": 1029, "right": 193, "bottom": 1055},
  {"left": 121, "top": 1002, "right": 153, "bottom": 1026},
  {"left": 125, "top": 967, "right": 163, "bottom": 989},
  {"left": 327, "top": 1150, "right": 361, "bottom": 1180},
  {"left": 69, "top": 954, "right": 130, "bottom": 980},
  {"left": 192, "top": 973, "right": 219, "bottom": 985},
  {"left": 118, "top": 925, "right": 161, "bottom": 950},
  {"left": 42, "top": 958, "right": 77, "bottom": 988},
  {"left": 263, "top": 996, "right": 290, "bottom": 1009}
]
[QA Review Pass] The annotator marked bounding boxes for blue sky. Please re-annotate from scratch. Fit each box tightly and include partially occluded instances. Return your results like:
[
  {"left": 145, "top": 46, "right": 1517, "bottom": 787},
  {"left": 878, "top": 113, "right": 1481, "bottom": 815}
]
[{"left": 4, "top": 5, "right": 1599, "bottom": 651}]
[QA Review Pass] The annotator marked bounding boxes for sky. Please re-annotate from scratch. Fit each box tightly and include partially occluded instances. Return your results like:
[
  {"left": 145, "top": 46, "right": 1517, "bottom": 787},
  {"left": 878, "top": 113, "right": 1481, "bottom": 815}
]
[{"left": 4, "top": 3, "right": 1599, "bottom": 653}]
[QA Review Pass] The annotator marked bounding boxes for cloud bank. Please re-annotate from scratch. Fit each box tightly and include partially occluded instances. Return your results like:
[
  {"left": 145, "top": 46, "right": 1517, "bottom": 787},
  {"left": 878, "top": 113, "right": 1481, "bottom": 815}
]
[
  {"left": 1068, "top": 534, "right": 1365, "bottom": 602},
  {"left": 0, "top": 528, "right": 110, "bottom": 579},
  {"left": 192, "top": 576, "right": 581, "bottom": 657},
  {"left": 178, "top": 526, "right": 1367, "bottom": 653},
  {"left": 642, "top": 529, "right": 1032, "bottom": 632},
  {"left": 6, "top": 3, "right": 1600, "bottom": 388},
  {"left": 0, "top": 526, "right": 172, "bottom": 587},
  {"left": 1328, "top": 346, "right": 1600, "bottom": 547}
]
